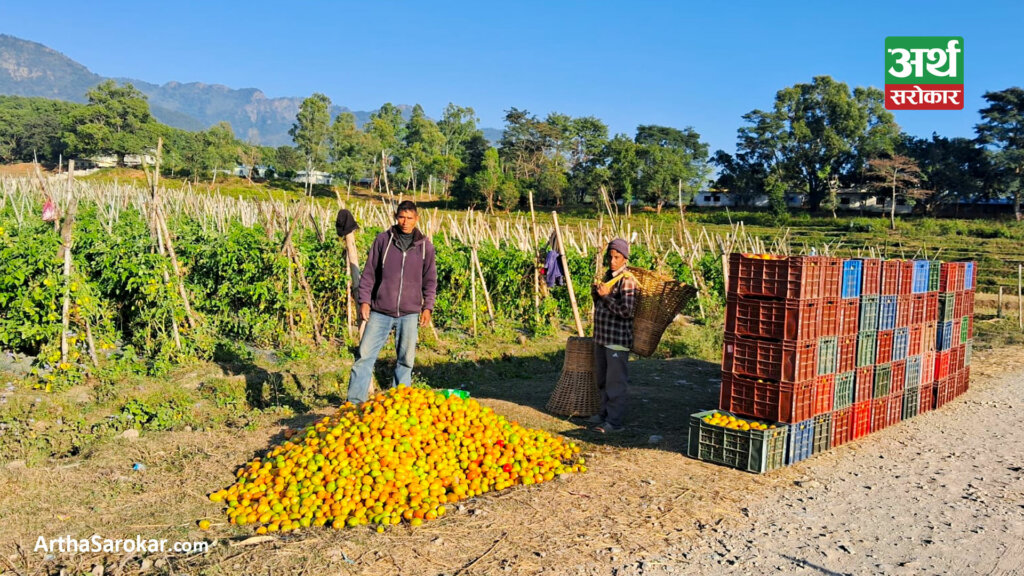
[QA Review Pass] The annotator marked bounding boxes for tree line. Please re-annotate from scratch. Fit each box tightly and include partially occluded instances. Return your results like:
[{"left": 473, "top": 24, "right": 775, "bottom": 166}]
[{"left": 2, "top": 76, "right": 1022, "bottom": 219}]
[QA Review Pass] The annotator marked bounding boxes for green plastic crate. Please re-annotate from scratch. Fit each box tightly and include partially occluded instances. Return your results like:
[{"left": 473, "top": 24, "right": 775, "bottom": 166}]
[
  {"left": 818, "top": 336, "right": 838, "bottom": 375},
  {"left": 834, "top": 371, "right": 855, "bottom": 410},
  {"left": 859, "top": 295, "right": 880, "bottom": 332},
  {"left": 902, "top": 387, "right": 920, "bottom": 420},
  {"left": 856, "top": 331, "right": 876, "bottom": 368},
  {"left": 874, "top": 363, "right": 892, "bottom": 398},
  {"left": 939, "top": 293, "right": 956, "bottom": 323},
  {"left": 687, "top": 410, "right": 788, "bottom": 474},
  {"left": 928, "top": 261, "right": 940, "bottom": 292},
  {"left": 960, "top": 316, "right": 969, "bottom": 343},
  {"left": 812, "top": 412, "right": 833, "bottom": 455}
]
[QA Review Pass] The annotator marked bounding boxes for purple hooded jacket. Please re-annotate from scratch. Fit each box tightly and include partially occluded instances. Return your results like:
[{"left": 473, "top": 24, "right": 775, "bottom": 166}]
[{"left": 358, "top": 226, "right": 437, "bottom": 318}]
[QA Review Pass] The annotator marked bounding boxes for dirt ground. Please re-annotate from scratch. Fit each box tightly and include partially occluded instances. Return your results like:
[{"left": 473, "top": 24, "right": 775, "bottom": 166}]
[{"left": 1, "top": 343, "right": 1022, "bottom": 576}]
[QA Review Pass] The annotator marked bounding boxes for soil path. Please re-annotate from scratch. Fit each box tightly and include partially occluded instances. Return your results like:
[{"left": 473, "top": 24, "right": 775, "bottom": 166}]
[{"left": 612, "top": 346, "right": 1024, "bottom": 576}]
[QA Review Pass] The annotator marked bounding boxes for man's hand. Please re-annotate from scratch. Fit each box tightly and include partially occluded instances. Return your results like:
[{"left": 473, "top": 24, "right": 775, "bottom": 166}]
[
  {"left": 595, "top": 282, "right": 611, "bottom": 298},
  {"left": 420, "top": 309, "right": 432, "bottom": 327},
  {"left": 360, "top": 302, "right": 370, "bottom": 321}
]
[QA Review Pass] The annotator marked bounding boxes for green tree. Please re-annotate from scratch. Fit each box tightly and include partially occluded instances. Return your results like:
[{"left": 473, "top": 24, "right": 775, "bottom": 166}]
[
  {"left": 866, "top": 155, "right": 928, "bottom": 229},
  {"left": 734, "top": 76, "right": 899, "bottom": 211},
  {"left": 471, "top": 147, "right": 503, "bottom": 212},
  {"left": 975, "top": 87, "right": 1024, "bottom": 220},
  {"left": 605, "top": 134, "right": 640, "bottom": 206},
  {"left": 203, "top": 122, "right": 238, "bottom": 183},
  {"left": 329, "top": 112, "right": 375, "bottom": 189},
  {"left": 274, "top": 145, "right": 304, "bottom": 177},
  {"left": 62, "top": 80, "right": 156, "bottom": 165},
  {"left": 903, "top": 134, "right": 990, "bottom": 208},
  {"left": 635, "top": 125, "right": 712, "bottom": 212},
  {"left": 289, "top": 93, "right": 332, "bottom": 195},
  {"left": 403, "top": 104, "right": 446, "bottom": 192}
]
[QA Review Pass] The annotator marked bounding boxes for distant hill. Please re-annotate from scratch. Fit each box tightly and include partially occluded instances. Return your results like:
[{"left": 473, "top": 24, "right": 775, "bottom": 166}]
[{"left": 0, "top": 34, "right": 498, "bottom": 146}]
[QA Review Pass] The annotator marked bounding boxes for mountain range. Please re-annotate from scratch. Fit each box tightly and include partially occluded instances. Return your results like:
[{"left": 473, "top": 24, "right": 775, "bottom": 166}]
[{"left": 0, "top": 34, "right": 500, "bottom": 146}]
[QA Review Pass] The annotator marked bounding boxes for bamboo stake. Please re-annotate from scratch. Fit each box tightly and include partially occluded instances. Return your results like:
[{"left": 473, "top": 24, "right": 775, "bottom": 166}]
[
  {"left": 552, "top": 211, "right": 584, "bottom": 337},
  {"left": 287, "top": 239, "right": 324, "bottom": 346},
  {"left": 471, "top": 246, "right": 495, "bottom": 323},
  {"left": 528, "top": 191, "right": 541, "bottom": 327},
  {"left": 1019, "top": 264, "right": 1022, "bottom": 331},
  {"left": 58, "top": 197, "right": 78, "bottom": 364},
  {"left": 470, "top": 250, "right": 478, "bottom": 337},
  {"left": 998, "top": 286, "right": 1003, "bottom": 319}
]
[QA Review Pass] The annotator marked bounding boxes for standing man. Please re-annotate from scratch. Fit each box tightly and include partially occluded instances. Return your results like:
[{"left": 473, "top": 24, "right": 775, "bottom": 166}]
[
  {"left": 588, "top": 238, "right": 637, "bottom": 433},
  {"left": 347, "top": 200, "right": 437, "bottom": 403}
]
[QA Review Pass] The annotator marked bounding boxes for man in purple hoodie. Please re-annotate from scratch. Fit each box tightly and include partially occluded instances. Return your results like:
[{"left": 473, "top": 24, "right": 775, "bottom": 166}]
[{"left": 347, "top": 201, "right": 437, "bottom": 403}]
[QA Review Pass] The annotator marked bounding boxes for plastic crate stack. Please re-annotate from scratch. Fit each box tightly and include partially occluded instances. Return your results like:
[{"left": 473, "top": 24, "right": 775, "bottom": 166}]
[
  {"left": 688, "top": 253, "right": 977, "bottom": 474},
  {"left": 932, "top": 261, "right": 976, "bottom": 410}
]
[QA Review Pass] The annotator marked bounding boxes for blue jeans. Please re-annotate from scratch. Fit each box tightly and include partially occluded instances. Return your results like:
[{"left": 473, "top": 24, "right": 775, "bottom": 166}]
[{"left": 347, "top": 311, "right": 419, "bottom": 403}]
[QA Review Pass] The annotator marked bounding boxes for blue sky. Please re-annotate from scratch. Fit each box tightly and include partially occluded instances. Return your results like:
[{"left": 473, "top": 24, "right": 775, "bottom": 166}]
[{"left": 2, "top": 0, "right": 1021, "bottom": 155}]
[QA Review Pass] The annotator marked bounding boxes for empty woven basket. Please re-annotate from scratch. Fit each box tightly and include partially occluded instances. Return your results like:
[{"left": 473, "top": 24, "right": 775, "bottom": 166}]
[
  {"left": 546, "top": 336, "right": 600, "bottom": 417},
  {"left": 629, "top": 267, "right": 698, "bottom": 357}
]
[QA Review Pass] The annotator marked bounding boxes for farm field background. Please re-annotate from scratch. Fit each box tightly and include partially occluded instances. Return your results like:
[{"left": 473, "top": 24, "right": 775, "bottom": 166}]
[{"left": 1, "top": 172, "right": 1024, "bottom": 575}]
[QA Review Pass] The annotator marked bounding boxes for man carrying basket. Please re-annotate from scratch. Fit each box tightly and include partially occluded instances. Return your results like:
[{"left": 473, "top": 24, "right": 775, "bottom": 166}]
[{"left": 588, "top": 238, "right": 638, "bottom": 433}]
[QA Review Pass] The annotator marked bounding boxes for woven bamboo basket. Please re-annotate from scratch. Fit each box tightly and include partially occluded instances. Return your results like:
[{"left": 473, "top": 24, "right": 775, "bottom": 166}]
[
  {"left": 628, "top": 267, "right": 699, "bottom": 357},
  {"left": 545, "top": 336, "right": 600, "bottom": 417}
]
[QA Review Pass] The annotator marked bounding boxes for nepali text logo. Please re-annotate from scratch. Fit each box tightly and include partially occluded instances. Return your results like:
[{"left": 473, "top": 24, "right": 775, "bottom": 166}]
[{"left": 885, "top": 37, "right": 963, "bottom": 110}]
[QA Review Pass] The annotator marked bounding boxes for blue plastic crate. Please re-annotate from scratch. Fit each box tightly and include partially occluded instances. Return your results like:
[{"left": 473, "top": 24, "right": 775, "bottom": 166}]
[
  {"left": 912, "top": 260, "right": 930, "bottom": 294},
  {"left": 786, "top": 418, "right": 815, "bottom": 465},
  {"left": 841, "top": 260, "right": 863, "bottom": 299},
  {"left": 965, "top": 262, "right": 975, "bottom": 290},
  {"left": 937, "top": 321, "right": 955, "bottom": 351},
  {"left": 879, "top": 295, "right": 898, "bottom": 331},
  {"left": 893, "top": 327, "right": 909, "bottom": 361},
  {"left": 905, "top": 355, "right": 922, "bottom": 389}
]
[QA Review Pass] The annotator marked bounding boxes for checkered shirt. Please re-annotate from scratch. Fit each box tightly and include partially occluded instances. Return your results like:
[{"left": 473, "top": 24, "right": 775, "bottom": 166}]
[{"left": 592, "top": 267, "right": 637, "bottom": 349}]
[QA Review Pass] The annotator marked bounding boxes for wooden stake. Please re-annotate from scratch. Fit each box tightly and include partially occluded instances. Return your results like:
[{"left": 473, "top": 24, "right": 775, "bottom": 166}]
[
  {"left": 552, "top": 211, "right": 584, "bottom": 337},
  {"left": 58, "top": 198, "right": 78, "bottom": 364},
  {"left": 471, "top": 246, "right": 495, "bottom": 323},
  {"left": 470, "top": 250, "right": 478, "bottom": 337},
  {"left": 998, "top": 286, "right": 1003, "bottom": 319},
  {"left": 1019, "top": 264, "right": 1022, "bottom": 331}
]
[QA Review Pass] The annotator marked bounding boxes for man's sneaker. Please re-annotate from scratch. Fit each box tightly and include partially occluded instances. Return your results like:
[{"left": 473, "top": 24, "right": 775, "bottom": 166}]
[
  {"left": 594, "top": 421, "right": 625, "bottom": 433},
  {"left": 586, "top": 414, "right": 605, "bottom": 424}
]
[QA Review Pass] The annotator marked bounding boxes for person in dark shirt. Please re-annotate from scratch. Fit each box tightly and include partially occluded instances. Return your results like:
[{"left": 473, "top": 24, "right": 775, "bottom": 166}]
[{"left": 347, "top": 201, "right": 437, "bottom": 403}]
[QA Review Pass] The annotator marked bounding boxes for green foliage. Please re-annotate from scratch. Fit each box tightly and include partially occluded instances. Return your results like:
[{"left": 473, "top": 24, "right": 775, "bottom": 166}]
[
  {"left": 62, "top": 80, "right": 157, "bottom": 162},
  {"left": 120, "top": 392, "right": 194, "bottom": 431}
]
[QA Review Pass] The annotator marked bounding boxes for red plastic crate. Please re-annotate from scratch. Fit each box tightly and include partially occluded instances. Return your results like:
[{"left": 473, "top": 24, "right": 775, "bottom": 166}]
[
  {"left": 838, "top": 299, "right": 860, "bottom": 336},
  {"left": 831, "top": 407, "right": 853, "bottom": 447},
  {"left": 921, "top": 351, "right": 935, "bottom": 386},
  {"left": 953, "top": 344, "right": 965, "bottom": 371},
  {"left": 966, "top": 295, "right": 975, "bottom": 317},
  {"left": 935, "top": 349, "right": 951, "bottom": 380},
  {"left": 881, "top": 260, "right": 902, "bottom": 295},
  {"left": 725, "top": 296, "right": 822, "bottom": 341},
  {"left": 860, "top": 259, "right": 881, "bottom": 295},
  {"left": 952, "top": 321, "right": 962, "bottom": 349},
  {"left": 820, "top": 257, "right": 842, "bottom": 299},
  {"left": 959, "top": 366, "right": 971, "bottom": 393},
  {"left": 886, "top": 393, "right": 903, "bottom": 427},
  {"left": 837, "top": 334, "right": 857, "bottom": 373},
  {"left": 919, "top": 382, "right": 935, "bottom": 413},
  {"left": 935, "top": 375, "right": 954, "bottom": 407},
  {"left": 820, "top": 299, "right": 840, "bottom": 337},
  {"left": 967, "top": 315, "right": 974, "bottom": 338},
  {"left": 909, "top": 294, "right": 927, "bottom": 325},
  {"left": 876, "top": 329, "right": 894, "bottom": 364},
  {"left": 922, "top": 321, "right": 938, "bottom": 353},
  {"left": 851, "top": 400, "right": 872, "bottom": 439},
  {"left": 891, "top": 359, "right": 907, "bottom": 395},
  {"left": 813, "top": 374, "right": 835, "bottom": 416},
  {"left": 728, "top": 253, "right": 826, "bottom": 300},
  {"left": 939, "top": 262, "right": 961, "bottom": 292},
  {"left": 908, "top": 324, "right": 923, "bottom": 356},
  {"left": 723, "top": 334, "right": 818, "bottom": 382},
  {"left": 871, "top": 397, "right": 889, "bottom": 432},
  {"left": 898, "top": 261, "right": 915, "bottom": 295},
  {"left": 854, "top": 365, "right": 874, "bottom": 403},
  {"left": 718, "top": 373, "right": 815, "bottom": 424},
  {"left": 923, "top": 293, "right": 939, "bottom": 323},
  {"left": 896, "top": 294, "right": 914, "bottom": 328},
  {"left": 954, "top": 292, "right": 966, "bottom": 318}
]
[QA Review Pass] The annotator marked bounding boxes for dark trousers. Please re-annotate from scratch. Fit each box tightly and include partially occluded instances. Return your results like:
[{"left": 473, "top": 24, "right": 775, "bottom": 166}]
[{"left": 594, "top": 344, "right": 629, "bottom": 426}]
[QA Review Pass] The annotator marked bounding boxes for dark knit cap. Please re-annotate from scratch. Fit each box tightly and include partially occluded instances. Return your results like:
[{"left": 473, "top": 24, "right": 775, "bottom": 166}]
[
  {"left": 608, "top": 238, "right": 629, "bottom": 259},
  {"left": 335, "top": 209, "right": 360, "bottom": 237}
]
